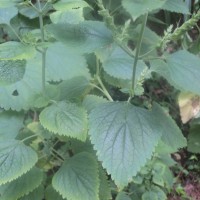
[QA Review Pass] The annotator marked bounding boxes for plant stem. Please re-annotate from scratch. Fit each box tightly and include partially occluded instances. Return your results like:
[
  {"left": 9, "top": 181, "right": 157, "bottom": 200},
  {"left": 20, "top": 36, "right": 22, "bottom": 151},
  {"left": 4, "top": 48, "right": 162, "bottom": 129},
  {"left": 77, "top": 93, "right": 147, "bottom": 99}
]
[
  {"left": 130, "top": 13, "right": 148, "bottom": 98},
  {"left": 97, "top": 76, "right": 113, "bottom": 101},
  {"left": 8, "top": 25, "right": 23, "bottom": 43},
  {"left": 36, "top": 0, "right": 47, "bottom": 93},
  {"left": 21, "top": 134, "right": 39, "bottom": 142}
]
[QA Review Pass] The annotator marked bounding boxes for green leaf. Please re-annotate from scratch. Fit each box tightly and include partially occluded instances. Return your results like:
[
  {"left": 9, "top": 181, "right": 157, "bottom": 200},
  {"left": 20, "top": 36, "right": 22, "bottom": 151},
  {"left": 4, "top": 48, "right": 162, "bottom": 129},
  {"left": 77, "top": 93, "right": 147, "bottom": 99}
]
[
  {"left": 0, "top": 0, "right": 21, "bottom": 8},
  {"left": 0, "top": 111, "right": 24, "bottom": 140},
  {"left": 50, "top": 10, "right": 84, "bottom": 24},
  {"left": 83, "top": 95, "right": 108, "bottom": 113},
  {"left": 116, "top": 192, "right": 131, "bottom": 200},
  {"left": 187, "top": 125, "right": 200, "bottom": 153},
  {"left": 99, "top": 166, "right": 112, "bottom": 200},
  {"left": 0, "top": 6, "right": 18, "bottom": 24},
  {"left": 46, "top": 21, "right": 113, "bottom": 54},
  {"left": 89, "top": 102, "right": 162, "bottom": 188},
  {"left": 153, "top": 103, "right": 186, "bottom": 151},
  {"left": 122, "top": 0, "right": 166, "bottom": 20},
  {"left": 151, "top": 51, "right": 200, "bottom": 95},
  {"left": 0, "top": 140, "right": 38, "bottom": 185},
  {"left": 162, "top": 0, "right": 189, "bottom": 14},
  {"left": 100, "top": 46, "right": 147, "bottom": 81},
  {"left": 0, "top": 167, "right": 43, "bottom": 200},
  {"left": 0, "top": 54, "right": 44, "bottom": 111},
  {"left": 46, "top": 42, "right": 90, "bottom": 81},
  {"left": 0, "top": 41, "right": 36, "bottom": 60},
  {"left": 53, "top": 0, "right": 90, "bottom": 11},
  {"left": 0, "top": 60, "right": 26, "bottom": 86},
  {"left": 142, "top": 191, "right": 158, "bottom": 200},
  {"left": 52, "top": 152, "right": 99, "bottom": 200},
  {"left": 45, "top": 185, "right": 65, "bottom": 200},
  {"left": 20, "top": 185, "right": 44, "bottom": 200},
  {"left": 58, "top": 76, "right": 91, "bottom": 101},
  {"left": 40, "top": 101, "right": 88, "bottom": 141}
]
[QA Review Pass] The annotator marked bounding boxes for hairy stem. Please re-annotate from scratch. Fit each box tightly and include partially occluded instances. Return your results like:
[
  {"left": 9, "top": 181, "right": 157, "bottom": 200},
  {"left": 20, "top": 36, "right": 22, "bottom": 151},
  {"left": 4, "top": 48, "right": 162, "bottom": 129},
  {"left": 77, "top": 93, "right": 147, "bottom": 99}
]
[
  {"left": 37, "top": 0, "right": 47, "bottom": 93},
  {"left": 130, "top": 13, "right": 148, "bottom": 98}
]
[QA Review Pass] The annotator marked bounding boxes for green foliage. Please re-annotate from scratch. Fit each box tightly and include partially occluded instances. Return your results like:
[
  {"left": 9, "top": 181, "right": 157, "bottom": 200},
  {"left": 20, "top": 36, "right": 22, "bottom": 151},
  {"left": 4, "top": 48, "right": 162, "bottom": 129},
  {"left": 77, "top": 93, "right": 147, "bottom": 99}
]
[{"left": 0, "top": 0, "right": 199, "bottom": 199}]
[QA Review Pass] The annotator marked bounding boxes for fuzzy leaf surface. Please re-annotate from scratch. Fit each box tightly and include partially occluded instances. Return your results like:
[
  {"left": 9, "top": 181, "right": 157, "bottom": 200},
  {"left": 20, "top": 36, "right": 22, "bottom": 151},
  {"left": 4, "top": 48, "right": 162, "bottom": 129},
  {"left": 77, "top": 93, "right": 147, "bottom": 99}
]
[
  {"left": 0, "top": 42, "right": 36, "bottom": 60},
  {"left": 46, "top": 21, "right": 113, "bottom": 53},
  {"left": 0, "top": 167, "right": 43, "bottom": 200},
  {"left": 52, "top": 152, "right": 99, "bottom": 200},
  {"left": 40, "top": 101, "right": 87, "bottom": 141},
  {"left": 122, "top": 0, "right": 166, "bottom": 20},
  {"left": 0, "top": 6, "right": 18, "bottom": 24},
  {"left": 0, "top": 54, "right": 44, "bottom": 111},
  {"left": 46, "top": 42, "right": 90, "bottom": 81},
  {"left": 151, "top": 51, "right": 200, "bottom": 95},
  {"left": 89, "top": 102, "right": 162, "bottom": 188},
  {"left": 0, "top": 140, "right": 38, "bottom": 185},
  {"left": 20, "top": 185, "right": 44, "bottom": 200},
  {"left": 0, "top": 111, "right": 24, "bottom": 140}
]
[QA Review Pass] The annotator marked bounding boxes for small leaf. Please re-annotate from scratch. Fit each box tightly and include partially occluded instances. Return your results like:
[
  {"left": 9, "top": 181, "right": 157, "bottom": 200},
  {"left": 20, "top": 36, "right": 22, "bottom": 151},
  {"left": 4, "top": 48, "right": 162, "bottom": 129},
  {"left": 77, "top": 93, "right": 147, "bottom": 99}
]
[
  {"left": 89, "top": 102, "right": 162, "bottom": 188},
  {"left": 0, "top": 0, "right": 21, "bottom": 8},
  {"left": 0, "top": 6, "right": 18, "bottom": 24},
  {"left": 0, "top": 140, "right": 38, "bottom": 185},
  {"left": 0, "top": 41, "right": 36, "bottom": 60},
  {"left": 0, "top": 111, "right": 24, "bottom": 140},
  {"left": 46, "top": 21, "right": 113, "bottom": 54},
  {"left": 188, "top": 125, "right": 200, "bottom": 153},
  {"left": 0, "top": 167, "right": 43, "bottom": 200},
  {"left": 40, "top": 101, "right": 88, "bottom": 141},
  {"left": 52, "top": 152, "right": 99, "bottom": 200},
  {"left": 45, "top": 185, "right": 65, "bottom": 200},
  {"left": 0, "top": 60, "right": 26, "bottom": 86},
  {"left": 122, "top": 0, "right": 166, "bottom": 20},
  {"left": 46, "top": 42, "right": 90, "bottom": 82},
  {"left": 20, "top": 185, "right": 44, "bottom": 200}
]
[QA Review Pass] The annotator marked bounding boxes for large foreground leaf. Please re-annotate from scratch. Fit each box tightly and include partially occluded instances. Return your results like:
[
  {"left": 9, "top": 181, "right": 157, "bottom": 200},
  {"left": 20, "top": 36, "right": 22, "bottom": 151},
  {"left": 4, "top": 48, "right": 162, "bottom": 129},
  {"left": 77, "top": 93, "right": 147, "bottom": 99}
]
[
  {"left": 0, "top": 111, "right": 24, "bottom": 140},
  {"left": 89, "top": 102, "right": 162, "bottom": 188},
  {"left": 46, "top": 21, "right": 113, "bottom": 53},
  {"left": 0, "top": 6, "right": 18, "bottom": 24},
  {"left": 52, "top": 152, "right": 99, "bottom": 200},
  {"left": 20, "top": 185, "right": 44, "bottom": 200},
  {"left": 46, "top": 42, "right": 90, "bottom": 81},
  {"left": 40, "top": 101, "right": 88, "bottom": 141},
  {"left": 0, "top": 140, "right": 38, "bottom": 185},
  {"left": 0, "top": 167, "right": 43, "bottom": 200}
]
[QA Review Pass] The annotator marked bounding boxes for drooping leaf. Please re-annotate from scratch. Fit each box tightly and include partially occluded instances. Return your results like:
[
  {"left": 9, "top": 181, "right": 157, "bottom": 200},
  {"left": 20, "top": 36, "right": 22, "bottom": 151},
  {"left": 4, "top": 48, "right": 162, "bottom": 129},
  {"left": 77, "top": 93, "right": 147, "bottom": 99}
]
[
  {"left": 89, "top": 102, "right": 162, "bottom": 188},
  {"left": 153, "top": 103, "right": 186, "bottom": 151},
  {"left": 0, "top": 140, "right": 38, "bottom": 185},
  {"left": 0, "top": 111, "right": 24, "bottom": 140},
  {"left": 46, "top": 21, "right": 113, "bottom": 53},
  {"left": 122, "top": 0, "right": 166, "bottom": 20},
  {"left": 0, "top": 53, "right": 44, "bottom": 111},
  {"left": 0, "top": 59, "right": 25, "bottom": 86},
  {"left": 20, "top": 185, "right": 44, "bottom": 200},
  {"left": 0, "top": 6, "right": 18, "bottom": 24},
  {"left": 52, "top": 152, "right": 99, "bottom": 200},
  {"left": 162, "top": 0, "right": 189, "bottom": 14},
  {"left": 150, "top": 50, "right": 200, "bottom": 95},
  {"left": 58, "top": 76, "right": 91, "bottom": 101},
  {"left": 116, "top": 192, "right": 131, "bottom": 200},
  {"left": 46, "top": 42, "right": 90, "bottom": 82},
  {"left": 0, "top": 167, "right": 43, "bottom": 200},
  {"left": 45, "top": 185, "right": 65, "bottom": 200},
  {"left": 39, "top": 101, "right": 88, "bottom": 141},
  {"left": 0, "top": 41, "right": 36, "bottom": 60}
]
